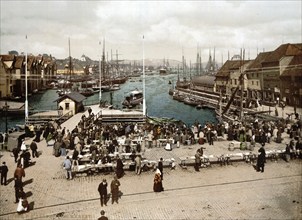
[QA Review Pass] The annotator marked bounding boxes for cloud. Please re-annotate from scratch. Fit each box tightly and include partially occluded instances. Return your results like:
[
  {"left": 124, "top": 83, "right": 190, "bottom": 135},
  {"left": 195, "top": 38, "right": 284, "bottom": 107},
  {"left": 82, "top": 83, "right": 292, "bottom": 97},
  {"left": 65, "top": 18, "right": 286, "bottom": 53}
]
[{"left": 1, "top": 0, "right": 301, "bottom": 62}]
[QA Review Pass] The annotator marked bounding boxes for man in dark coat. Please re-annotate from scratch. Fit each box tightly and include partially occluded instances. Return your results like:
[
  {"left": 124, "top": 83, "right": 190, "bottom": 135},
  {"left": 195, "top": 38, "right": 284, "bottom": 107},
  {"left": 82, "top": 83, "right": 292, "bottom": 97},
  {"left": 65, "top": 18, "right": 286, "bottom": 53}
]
[
  {"left": 30, "top": 141, "right": 38, "bottom": 158},
  {"left": 1, "top": 162, "right": 8, "bottom": 185},
  {"left": 115, "top": 156, "right": 124, "bottom": 179},
  {"left": 256, "top": 144, "right": 266, "bottom": 172},
  {"left": 12, "top": 147, "right": 19, "bottom": 163},
  {"left": 98, "top": 179, "right": 108, "bottom": 207},
  {"left": 110, "top": 175, "right": 120, "bottom": 204},
  {"left": 14, "top": 178, "right": 23, "bottom": 203}
]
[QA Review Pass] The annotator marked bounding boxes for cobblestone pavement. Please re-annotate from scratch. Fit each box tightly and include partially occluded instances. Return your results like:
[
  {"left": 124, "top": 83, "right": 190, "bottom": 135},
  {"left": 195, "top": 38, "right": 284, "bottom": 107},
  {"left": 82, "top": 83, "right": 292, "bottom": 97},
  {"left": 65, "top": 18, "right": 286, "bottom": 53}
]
[{"left": 0, "top": 133, "right": 301, "bottom": 220}]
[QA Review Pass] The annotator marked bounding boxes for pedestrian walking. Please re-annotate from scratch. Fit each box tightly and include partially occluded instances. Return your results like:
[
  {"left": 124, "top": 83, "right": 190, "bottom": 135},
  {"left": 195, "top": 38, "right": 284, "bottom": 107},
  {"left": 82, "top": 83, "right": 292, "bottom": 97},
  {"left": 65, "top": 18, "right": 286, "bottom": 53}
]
[
  {"left": 98, "top": 210, "right": 108, "bottom": 220},
  {"left": 14, "top": 178, "right": 23, "bottom": 203},
  {"left": 256, "top": 144, "right": 266, "bottom": 172},
  {"left": 285, "top": 144, "right": 291, "bottom": 162},
  {"left": 115, "top": 155, "right": 124, "bottom": 179},
  {"left": 16, "top": 188, "right": 29, "bottom": 213},
  {"left": 98, "top": 179, "right": 108, "bottom": 207},
  {"left": 110, "top": 175, "right": 120, "bottom": 204},
  {"left": 63, "top": 156, "right": 72, "bottom": 180},
  {"left": 153, "top": 168, "right": 164, "bottom": 192},
  {"left": 194, "top": 151, "right": 201, "bottom": 171},
  {"left": 1, "top": 162, "right": 8, "bottom": 185},
  {"left": 135, "top": 154, "right": 142, "bottom": 175},
  {"left": 30, "top": 141, "right": 38, "bottom": 158},
  {"left": 12, "top": 147, "right": 19, "bottom": 163},
  {"left": 14, "top": 163, "right": 25, "bottom": 182}
]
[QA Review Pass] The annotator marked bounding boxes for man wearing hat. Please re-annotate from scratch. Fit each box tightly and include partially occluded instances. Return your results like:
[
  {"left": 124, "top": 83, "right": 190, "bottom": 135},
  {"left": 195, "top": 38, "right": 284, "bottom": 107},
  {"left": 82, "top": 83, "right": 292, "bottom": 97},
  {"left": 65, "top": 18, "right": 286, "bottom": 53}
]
[
  {"left": 1, "top": 161, "right": 8, "bottom": 185},
  {"left": 256, "top": 143, "right": 266, "bottom": 172},
  {"left": 98, "top": 210, "right": 108, "bottom": 220},
  {"left": 98, "top": 179, "right": 108, "bottom": 207}
]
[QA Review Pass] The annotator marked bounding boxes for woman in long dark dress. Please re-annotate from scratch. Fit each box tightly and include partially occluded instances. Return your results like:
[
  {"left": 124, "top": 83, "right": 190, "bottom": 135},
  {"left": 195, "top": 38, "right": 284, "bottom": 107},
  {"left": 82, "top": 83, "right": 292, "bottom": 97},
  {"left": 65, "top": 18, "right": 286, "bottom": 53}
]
[
  {"left": 153, "top": 169, "right": 163, "bottom": 192},
  {"left": 115, "top": 156, "right": 124, "bottom": 178}
]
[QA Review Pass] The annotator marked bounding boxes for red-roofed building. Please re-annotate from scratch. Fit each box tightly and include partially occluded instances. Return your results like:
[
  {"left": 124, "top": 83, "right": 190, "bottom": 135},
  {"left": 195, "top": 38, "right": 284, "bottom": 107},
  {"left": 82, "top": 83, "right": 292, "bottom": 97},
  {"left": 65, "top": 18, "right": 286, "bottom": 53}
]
[{"left": 279, "top": 54, "right": 302, "bottom": 107}]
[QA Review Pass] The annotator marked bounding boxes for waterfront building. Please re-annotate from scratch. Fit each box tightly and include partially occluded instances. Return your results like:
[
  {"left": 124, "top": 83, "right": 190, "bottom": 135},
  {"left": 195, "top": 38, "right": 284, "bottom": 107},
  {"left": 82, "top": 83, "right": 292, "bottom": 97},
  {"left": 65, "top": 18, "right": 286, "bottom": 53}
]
[
  {"left": 279, "top": 54, "right": 302, "bottom": 108},
  {"left": 0, "top": 55, "right": 13, "bottom": 97},
  {"left": 215, "top": 43, "right": 302, "bottom": 108},
  {"left": 245, "top": 43, "right": 302, "bottom": 107},
  {"left": 0, "top": 54, "right": 57, "bottom": 99},
  {"left": 245, "top": 52, "right": 271, "bottom": 102},
  {"left": 55, "top": 92, "right": 86, "bottom": 116},
  {"left": 215, "top": 60, "right": 250, "bottom": 95}
]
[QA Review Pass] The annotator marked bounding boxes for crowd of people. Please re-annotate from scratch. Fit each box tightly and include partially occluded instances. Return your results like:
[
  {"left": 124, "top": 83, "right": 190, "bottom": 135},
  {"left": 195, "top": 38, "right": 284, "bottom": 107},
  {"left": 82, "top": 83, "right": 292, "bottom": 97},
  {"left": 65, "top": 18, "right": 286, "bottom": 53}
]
[
  {"left": 17, "top": 107, "right": 302, "bottom": 180},
  {"left": 2, "top": 105, "right": 301, "bottom": 218}
]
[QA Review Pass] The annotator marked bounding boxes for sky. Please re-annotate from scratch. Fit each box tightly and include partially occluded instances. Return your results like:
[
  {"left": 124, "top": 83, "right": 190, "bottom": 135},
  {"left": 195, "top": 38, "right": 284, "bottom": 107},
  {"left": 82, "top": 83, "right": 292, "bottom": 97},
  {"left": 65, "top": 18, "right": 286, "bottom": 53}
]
[{"left": 0, "top": 0, "right": 301, "bottom": 63}]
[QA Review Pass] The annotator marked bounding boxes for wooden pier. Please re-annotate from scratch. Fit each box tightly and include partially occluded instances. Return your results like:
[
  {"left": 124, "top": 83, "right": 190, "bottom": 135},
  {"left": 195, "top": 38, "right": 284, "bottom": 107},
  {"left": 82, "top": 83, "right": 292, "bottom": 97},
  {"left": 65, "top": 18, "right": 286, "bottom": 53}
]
[{"left": 97, "top": 108, "right": 145, "bottom": 123}]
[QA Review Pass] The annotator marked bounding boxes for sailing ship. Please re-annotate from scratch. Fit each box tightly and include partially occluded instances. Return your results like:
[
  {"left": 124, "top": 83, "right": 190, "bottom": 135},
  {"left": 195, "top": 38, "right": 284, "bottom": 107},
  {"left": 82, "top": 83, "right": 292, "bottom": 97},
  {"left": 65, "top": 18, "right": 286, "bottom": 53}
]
[
  {"left": 175, "top": 54, "right": 190, "bottom": 89},
  {"left": 159, "top": 58, "right": 170, "bottom": 75},
  {"left": 0, "top": 101, "right": 33, "bottom": 115}
]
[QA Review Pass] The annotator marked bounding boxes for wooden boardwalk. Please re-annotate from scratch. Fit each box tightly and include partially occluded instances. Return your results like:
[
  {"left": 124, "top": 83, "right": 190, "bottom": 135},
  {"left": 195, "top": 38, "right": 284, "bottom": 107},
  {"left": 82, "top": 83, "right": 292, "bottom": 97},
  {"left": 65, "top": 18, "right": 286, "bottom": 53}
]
[{"left": 60, "top": 105, "right": 145, "bottom": 132}]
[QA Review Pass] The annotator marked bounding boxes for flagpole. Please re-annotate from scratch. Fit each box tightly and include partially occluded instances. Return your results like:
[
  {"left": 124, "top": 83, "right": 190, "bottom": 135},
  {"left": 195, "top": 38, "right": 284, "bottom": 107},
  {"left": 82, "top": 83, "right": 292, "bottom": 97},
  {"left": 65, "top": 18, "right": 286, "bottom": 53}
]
[
  {"left": 25, "top": 35, "right": 28, "bottom": 125},
  {"left": 142, "top": 35, "right": 146, "bottom": 117},
  {"left": 99, "top": 40, "right": 102, "bottom": 103}
]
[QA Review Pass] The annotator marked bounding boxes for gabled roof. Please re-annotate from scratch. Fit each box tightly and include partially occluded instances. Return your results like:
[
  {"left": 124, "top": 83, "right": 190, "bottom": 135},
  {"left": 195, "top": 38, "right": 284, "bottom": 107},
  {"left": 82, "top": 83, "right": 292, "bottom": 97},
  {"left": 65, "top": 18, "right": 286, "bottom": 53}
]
[
  {"left": 216, "top": 60, "right": 250, "bottom": 77},
  {"left": 36, "top": 55, "right": 43, "bottom": 64},
  {"left": 246, "top": 51, "right": 272, "bottom": 72},
  {"left": 280, "top": 54, "right": 302, "bottom": 77},
  {"left": 14, "top": 56, "right": 24, "bottom": 69},
  {"left": 264, "top": 43, "right": 302, "bottom": 64},
  {"left": 27, "top": 55, "right": 36, "bottom": 69},
  {"left": 55, "top": 91, "right": 86, "bottom": 103},
  {"left": 0, "top": 55, "right": 15, "bottom": 62},
  {"left": 0, "top": 55, "right": 15, "bottom": 69}
]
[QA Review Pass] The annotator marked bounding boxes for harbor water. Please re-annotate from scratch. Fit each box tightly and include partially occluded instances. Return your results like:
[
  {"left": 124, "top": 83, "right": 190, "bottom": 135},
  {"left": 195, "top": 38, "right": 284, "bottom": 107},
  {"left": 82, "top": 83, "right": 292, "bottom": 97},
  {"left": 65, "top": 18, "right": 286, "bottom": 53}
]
[{"left": 0, "top": 74, "right": 217, "bottom": 132}]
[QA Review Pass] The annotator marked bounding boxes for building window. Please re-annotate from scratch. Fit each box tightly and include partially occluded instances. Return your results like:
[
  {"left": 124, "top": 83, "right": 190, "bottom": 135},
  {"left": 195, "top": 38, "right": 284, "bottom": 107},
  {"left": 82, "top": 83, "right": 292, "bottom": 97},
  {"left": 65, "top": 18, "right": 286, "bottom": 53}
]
[
  {"left": 65, "top": 103, "right": 70, "bottom": 110},
  {"left": 252, "top": 81, "right": 254, "bottom": 85},
  {"left": 234, "top": 79, "right": 237, "bottom": 85},
  {"left": 256, "top": 81, "right": 259, "bottom": 86}
]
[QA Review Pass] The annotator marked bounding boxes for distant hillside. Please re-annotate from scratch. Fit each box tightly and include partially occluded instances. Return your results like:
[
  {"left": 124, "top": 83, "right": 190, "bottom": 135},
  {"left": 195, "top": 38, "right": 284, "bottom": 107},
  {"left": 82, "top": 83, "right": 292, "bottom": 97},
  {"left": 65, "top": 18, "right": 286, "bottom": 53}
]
[
  {"left": 56, "top": 55, "right": 211, "bottom": 71},
  {"left": 56, "top": 54, "right": 98, "bottom": 71}
]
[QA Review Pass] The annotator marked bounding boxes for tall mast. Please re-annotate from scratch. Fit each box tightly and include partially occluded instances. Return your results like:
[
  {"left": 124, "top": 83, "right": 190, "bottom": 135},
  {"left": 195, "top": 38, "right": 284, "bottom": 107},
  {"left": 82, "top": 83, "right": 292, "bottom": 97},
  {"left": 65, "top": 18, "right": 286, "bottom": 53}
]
[
  {"left": 142, "top": 35, "right": 146, "bottom": 117},
  {"left": 69, "top": 38, "right": 72, "bottom": 80},
  {"left": 99, "top": 39, "right": 104, "bottom": 102},
  {"left": 25, "top": 35, "right": 28, "bottom": 124},
  {"left": 182, "top": 47, "right": 185, "bottom": 79},
  {"left": 240, "top": 48, "right": 245, "bottom": 120}
]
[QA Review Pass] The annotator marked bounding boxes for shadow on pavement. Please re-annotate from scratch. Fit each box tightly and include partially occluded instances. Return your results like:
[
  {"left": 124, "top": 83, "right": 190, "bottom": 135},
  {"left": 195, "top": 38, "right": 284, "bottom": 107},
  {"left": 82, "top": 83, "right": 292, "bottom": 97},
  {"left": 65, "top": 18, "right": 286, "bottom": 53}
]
[
  {"left": 23, "top": 178, "right": 33, "bottom": 186},
  {"left": 28, "top": 201, "right": 35, "bottom": 211},
  {"left": 6, "top": 177, "right": 15, "bottom": 185},
  {"left": 26, "top": 191, "right": 33, "bottom": 198}
]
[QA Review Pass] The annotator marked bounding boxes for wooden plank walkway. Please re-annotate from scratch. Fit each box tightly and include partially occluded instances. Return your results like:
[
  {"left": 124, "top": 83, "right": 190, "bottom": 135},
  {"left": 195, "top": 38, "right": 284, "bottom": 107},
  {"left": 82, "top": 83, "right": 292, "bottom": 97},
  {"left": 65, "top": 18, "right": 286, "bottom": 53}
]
[{"left": 60, "top": 105, "right": 144, "bottom": 132}]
